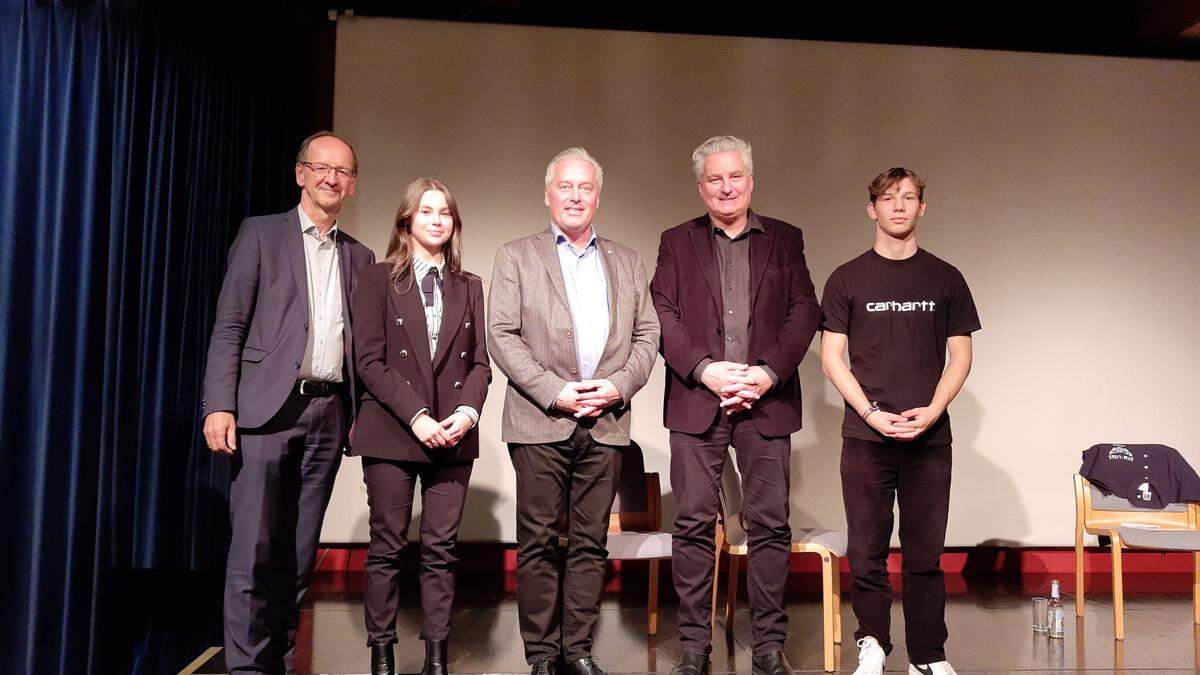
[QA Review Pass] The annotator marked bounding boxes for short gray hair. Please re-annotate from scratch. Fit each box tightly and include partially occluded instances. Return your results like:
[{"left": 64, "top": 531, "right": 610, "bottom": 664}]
[
  {"left": 544, "top": 147, "right": 604, "bottom": 190},
  {"left": 691, "top": 135, "right": 753, "bottom": 180}
]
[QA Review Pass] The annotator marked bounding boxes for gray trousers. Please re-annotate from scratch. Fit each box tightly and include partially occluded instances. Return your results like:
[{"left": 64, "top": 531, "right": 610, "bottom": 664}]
[{"left": 223, "top": 390, "right": 346, "bottom": 674}]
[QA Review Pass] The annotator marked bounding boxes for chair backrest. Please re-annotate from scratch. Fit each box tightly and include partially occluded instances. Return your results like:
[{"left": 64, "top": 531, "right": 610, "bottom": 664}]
[
  {"left": 612, "top": 441, "right": 649, "bottom": 514},
  {"left": 1074, "top": 473, "right": 1197, "bottom": 534},
  {"left": 610, "top": 441, "right": 661, "bottom": 533},
  {"left": 718, "top": 451, "right": 748, "bottom": 547}
]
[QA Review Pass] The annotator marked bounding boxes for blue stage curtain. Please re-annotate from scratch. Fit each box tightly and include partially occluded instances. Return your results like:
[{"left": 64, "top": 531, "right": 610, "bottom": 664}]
[{"left": 0, "top": 2, "right": 333, "bottom": 672}]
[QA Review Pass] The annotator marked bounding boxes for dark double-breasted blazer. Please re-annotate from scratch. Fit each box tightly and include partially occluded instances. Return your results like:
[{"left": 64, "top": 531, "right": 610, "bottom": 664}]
[
  {"left": 649, "top": 213, "right": 821, "bottom": 437},
  {"left": 349, "top": 261, "right": 491, "bottom": 462},
  {"left": 202, "top": 208, "right": 375, "bottom": 429}
]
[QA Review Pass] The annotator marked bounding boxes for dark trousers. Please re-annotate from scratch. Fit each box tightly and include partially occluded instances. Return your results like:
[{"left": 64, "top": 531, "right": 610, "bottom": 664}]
[
  {"left": 510, "top": 425, "right": 619, "bottom": 664},
  {"left": 841, "top": 438, "right": 952, "bottom": 665},
  {"left": 224, "top": 390, "right": 346, "bottom": 674},
  {"left": 362, "top": 458, "right": 473, "bottom": 645},
  {"left": 671, "top": 415, "right": 792, "bottom": 657}
]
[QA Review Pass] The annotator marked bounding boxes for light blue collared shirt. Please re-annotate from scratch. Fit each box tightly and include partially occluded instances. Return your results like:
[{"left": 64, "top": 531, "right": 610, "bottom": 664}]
[{"left": 551, "top": 223, "right": 610, "bottom": 379}]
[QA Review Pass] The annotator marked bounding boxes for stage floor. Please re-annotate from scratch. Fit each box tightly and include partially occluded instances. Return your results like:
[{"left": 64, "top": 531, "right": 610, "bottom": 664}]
[{"left": 186, "top": 572, "right": 1200, "bottom": 673}]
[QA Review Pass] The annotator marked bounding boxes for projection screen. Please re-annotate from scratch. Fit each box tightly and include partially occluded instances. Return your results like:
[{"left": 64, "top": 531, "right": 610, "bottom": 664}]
[{"left": 321, "top": 16, "right": 1200, "bottom": 547}]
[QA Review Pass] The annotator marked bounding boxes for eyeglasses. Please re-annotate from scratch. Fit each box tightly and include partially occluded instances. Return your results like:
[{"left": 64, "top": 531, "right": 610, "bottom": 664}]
[{"left": 300, "top": 162, "right": 357, "bottom": 181}]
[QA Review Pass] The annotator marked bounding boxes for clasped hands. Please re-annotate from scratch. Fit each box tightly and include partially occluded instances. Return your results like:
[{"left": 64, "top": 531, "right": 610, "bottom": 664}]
[
  {"left": 701, "top": 362, "right": 773, "bottom": 415},
  {"left": 554, "top": 379, "right": 622, "bottom": 418},
  {"left": 412, "top": 411, "right": 473, "bottom": 449},
  {"left": 863, "top": 404, "right": 943, "bottom": 441}
]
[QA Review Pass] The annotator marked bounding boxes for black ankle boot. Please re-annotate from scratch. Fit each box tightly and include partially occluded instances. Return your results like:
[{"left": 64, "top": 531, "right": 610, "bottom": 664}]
[
  {"left": 422, "top": 639, "right": 448, "bottom": 675},
  {"left": 370, "top": 642, "right": 395, "bottom": 675}
]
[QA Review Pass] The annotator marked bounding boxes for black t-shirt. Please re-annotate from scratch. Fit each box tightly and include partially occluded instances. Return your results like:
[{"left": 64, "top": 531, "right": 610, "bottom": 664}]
[
  {"left": 821, "top": 248, "right": 981, "bottom": 446},
  {"left": 1080, "top": 443, "right": 1200, "bottom": 508}
]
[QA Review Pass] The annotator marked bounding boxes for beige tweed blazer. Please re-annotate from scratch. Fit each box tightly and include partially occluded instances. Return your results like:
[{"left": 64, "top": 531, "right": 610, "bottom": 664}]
[{"left": 487, "top": 227, "right": 660, "bottom": 445}]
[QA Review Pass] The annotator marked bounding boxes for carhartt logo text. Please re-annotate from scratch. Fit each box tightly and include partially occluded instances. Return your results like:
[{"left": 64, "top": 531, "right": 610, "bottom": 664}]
[{"left": 865, "top": 300, "right": 936, "bottom": 312}]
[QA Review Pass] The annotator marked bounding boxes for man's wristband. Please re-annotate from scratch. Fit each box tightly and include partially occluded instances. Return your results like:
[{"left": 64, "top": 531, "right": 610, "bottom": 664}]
[{"left": 860, "top": 402, "right": 880, "bottom": 420}]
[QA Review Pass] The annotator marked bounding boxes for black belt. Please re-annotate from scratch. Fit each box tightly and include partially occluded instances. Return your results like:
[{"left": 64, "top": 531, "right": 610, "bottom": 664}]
[{"left": 294, "top": 379, "right": 343, "bottom": 396}]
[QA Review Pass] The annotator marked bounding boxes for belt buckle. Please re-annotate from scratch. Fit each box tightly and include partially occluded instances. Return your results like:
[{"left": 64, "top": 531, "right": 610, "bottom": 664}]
[{"left": 298, "top": 380, "right": 316, "bottom": 396}]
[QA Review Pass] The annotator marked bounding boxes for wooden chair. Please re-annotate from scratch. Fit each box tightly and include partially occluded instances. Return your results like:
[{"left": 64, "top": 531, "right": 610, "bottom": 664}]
[
  {"left": 1073, "top": 473, "right": 1200, "bottom": 639},
  {"left": 713, "top": 453, "right": 845, "bottom": 672},
  {"left": 556, "top": 441, "right": 671, "bottom": 634}
]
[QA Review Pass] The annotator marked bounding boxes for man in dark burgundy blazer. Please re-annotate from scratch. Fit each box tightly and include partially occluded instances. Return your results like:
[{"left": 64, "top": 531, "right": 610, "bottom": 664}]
[
  {"left": 202, "top": 131, "right": 375, "bottom": 674},
  {"left": 650, "top": 136, "right": 820, "bottom": 675}
]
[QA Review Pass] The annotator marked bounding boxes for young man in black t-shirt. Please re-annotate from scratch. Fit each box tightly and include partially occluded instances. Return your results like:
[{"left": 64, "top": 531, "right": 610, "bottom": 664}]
[{"left": 820, "top": 168, "right": 980, "bottom": 675}]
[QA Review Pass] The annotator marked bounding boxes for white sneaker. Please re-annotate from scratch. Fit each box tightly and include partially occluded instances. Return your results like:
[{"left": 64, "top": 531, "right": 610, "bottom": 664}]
[
  {"left": 908, "top": 661, "right": 958, "bottom": 675},
  {"left": 852, "top": 636, "right": 886, "bottom": 675}
]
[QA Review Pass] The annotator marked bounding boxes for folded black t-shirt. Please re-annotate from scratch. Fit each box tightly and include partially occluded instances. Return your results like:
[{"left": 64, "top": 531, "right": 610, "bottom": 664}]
[{"left": 821, "top": 248, "right": 981, "bottom": 446}]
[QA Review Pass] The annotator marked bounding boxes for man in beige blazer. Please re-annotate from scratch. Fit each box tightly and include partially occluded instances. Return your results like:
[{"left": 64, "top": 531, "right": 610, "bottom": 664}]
[{"left": 488, "top": 147, "right": 660, "bottom": 675}]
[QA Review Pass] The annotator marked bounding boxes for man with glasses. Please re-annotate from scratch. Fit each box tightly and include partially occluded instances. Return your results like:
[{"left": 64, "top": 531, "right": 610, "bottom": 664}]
[{"left": 202, "top": 131, "right": 375, "bottom": 674}]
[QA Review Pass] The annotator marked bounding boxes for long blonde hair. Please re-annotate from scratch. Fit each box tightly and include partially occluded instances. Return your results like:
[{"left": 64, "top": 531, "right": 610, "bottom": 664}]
[{"left": 386, "top": 178, "right": 467, "bottom": 290}]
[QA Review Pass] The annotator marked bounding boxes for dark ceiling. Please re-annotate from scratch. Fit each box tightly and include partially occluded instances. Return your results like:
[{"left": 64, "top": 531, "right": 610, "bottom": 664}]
[{"left": 317, "top": 1, "right": 1200, "bottom": 60}]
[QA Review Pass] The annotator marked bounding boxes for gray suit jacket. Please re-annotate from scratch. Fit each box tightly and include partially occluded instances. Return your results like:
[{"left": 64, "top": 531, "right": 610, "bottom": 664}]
[
  {"left": 202, "top": 208, "right": 375, "bottom": 429},
  {"left": 487, "top": 228, "right": 660, "bottom": 445}
]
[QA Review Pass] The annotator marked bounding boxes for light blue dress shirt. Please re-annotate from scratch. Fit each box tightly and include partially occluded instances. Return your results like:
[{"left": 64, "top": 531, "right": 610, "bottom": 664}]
[{"left": 551, "top": 223, "right": 610, "bottom": 380}]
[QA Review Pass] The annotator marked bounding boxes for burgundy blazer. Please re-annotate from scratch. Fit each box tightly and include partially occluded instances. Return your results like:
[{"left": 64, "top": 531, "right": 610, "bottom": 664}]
[
  {"left": 349, "top": 262, "right": 491, "bottom": 462},
  {"left": 649, "top": 213, "right": 820, "bottom": 437}
]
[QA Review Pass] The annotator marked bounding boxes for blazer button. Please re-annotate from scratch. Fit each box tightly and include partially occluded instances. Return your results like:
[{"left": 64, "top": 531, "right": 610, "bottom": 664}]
[
  {"left": 294, "top": 361, "right": 301, "bottom": 369},
  {"left": 464, "top": 321, "right": 471, "bottom": 329},
  {"left": 460, "top": 351, "right": 467, "bottom": 359},
  {"left": 565, "top": 330, "right": 573, "bottom": 338},
  {"left": 453, "top": 381, "right": 462, "bottom": 389},
  {"left": 399, "top": 349, "right": 409, "bottom": 358},
  {"left": 569, "top": 367, "right": 577, "bottom": 375},
  {"left": 395, "top": 318, "right": 404, "bottom": 326},
  {"left": 406, "top": 380, "right": 411, "bottom": 386}
]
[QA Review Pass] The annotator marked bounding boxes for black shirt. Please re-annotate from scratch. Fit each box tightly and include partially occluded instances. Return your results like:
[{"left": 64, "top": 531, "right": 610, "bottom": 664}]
[{"left": 821, "top": 248, "right": 981, "bottom": 445}]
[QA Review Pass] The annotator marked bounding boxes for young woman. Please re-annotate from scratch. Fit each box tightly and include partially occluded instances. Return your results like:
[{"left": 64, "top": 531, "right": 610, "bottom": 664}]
[{"left": 349, "top": 178, "right": 490, "bottom": 675}]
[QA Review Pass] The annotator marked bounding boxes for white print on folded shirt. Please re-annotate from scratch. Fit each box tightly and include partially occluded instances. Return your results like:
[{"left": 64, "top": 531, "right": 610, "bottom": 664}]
[
  {"left": 1137, "top": 482, "right": 1153, "bottom": 502},
  {"left": 1108, "top": 445, "right": 1134, "bottom": 462},
  {"left": 865, "top": 300, "right": 936, "bottom": 312}
]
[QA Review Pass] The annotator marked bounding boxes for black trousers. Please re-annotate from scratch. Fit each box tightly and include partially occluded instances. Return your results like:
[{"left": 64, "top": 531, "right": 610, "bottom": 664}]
[
  {"left": 362, "top": 458, "right": 473, "bottom": 645},
  {"left": 670, "top": 414, "right": 792, "bottom": 657},
  {"left": 510, "top": 425, "right": 619, "bottom": 664},
  {"left": 224, "top": 390, "right": 346, "bottom": 675},
  {"left": 841, "top": 438, "right": 952, "bottom": 665}
]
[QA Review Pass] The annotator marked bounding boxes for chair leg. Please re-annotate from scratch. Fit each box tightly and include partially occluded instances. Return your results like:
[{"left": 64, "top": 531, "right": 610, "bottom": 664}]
[
  {"left": 832, "top": 553, "right": 843, "bottom": 644},
  {"left": 712, "top": 528, "right": 724, "bottom": 633},
  {"left": 1193, "top": 552, "right": 1200, "bottom": 625},
  {"left": 725, "top": 554, "right": 741, "bottom": 633},
  {"left": 1075, "top": 527, "right": 1086, "bottom": 617},
  {"left": 822, "top": 553, "right": 835, "bottom": 672},
  {"left": 1111, "top": 535, "right": 1124, "bottom": 640},
  {"left": 648, "top": 559, "right": 660, "bottom": 635}
]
